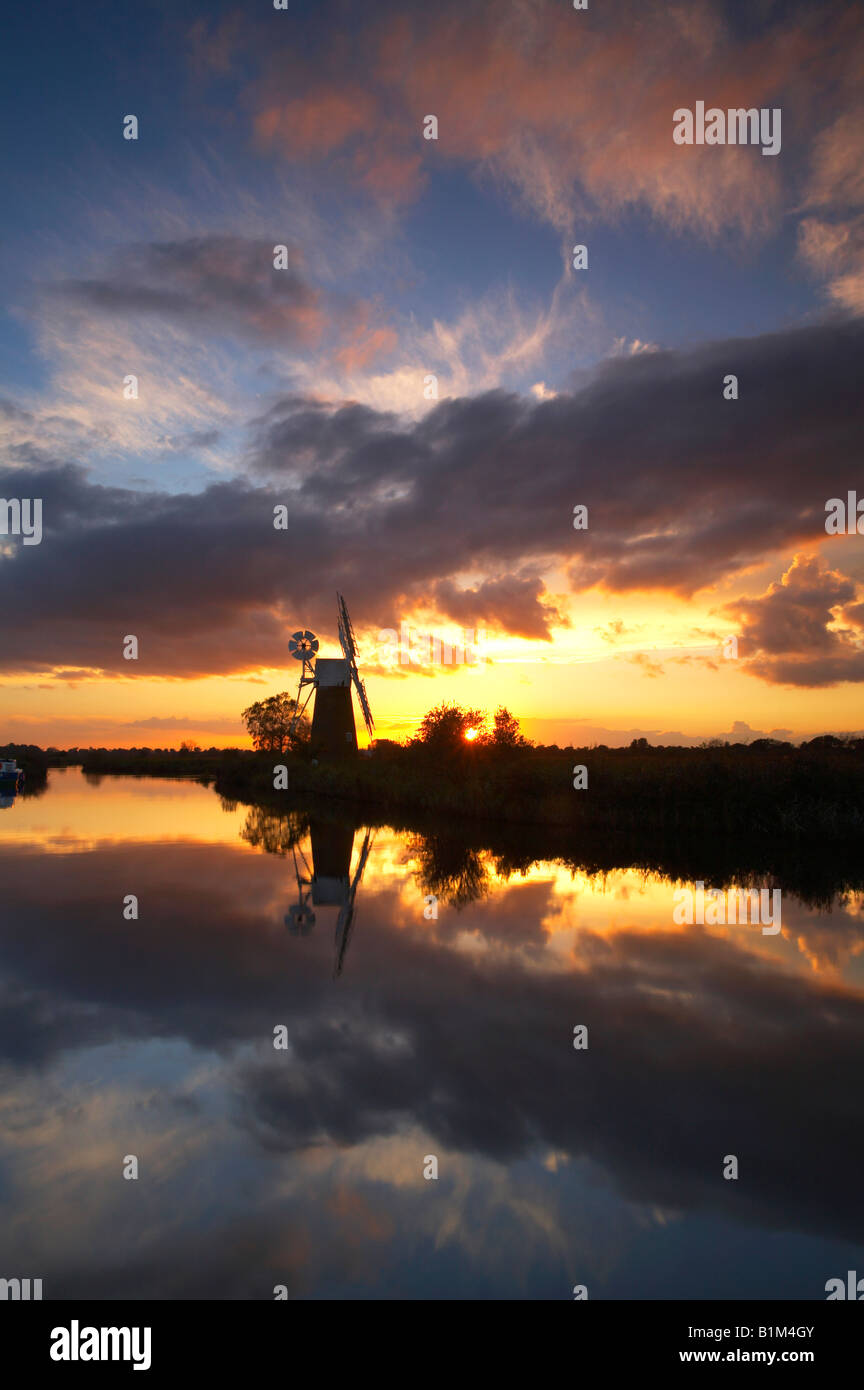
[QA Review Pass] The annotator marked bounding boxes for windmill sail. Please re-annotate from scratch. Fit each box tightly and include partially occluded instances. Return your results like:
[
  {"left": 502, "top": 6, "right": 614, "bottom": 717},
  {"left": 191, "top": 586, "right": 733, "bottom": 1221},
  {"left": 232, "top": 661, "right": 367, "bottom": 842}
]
[
  {"left": 336, "top": 592, "right": 375, "bottom": 736},
  {"left": 353, "top": 671, "right": 374, "bottom": 735},
  {"left": 337, "top": 593, "right": 358, "bottom": 661}
]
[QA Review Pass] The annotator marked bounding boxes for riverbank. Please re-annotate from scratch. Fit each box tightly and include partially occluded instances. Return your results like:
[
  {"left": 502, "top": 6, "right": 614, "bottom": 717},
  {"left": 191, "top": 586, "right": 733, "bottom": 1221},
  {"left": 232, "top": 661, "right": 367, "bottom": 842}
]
[{"left": 6, "top": 739, "right": 863, "bottom": 841}]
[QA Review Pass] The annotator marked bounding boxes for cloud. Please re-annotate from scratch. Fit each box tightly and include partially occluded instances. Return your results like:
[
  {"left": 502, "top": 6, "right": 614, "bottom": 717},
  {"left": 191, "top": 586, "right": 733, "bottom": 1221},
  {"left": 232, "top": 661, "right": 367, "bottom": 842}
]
[
  {"left": 23, "top": 235, "right": 404, "bottom": 464},
  {"left": 291, "top": 276, "right": 591, "bottom": 416},
  {"left": 595, "top": 620, "right": 638, "bottom": 645},
  {"left": 219, "top": 0, "right": 827, "bottom": 240},
  {"left": 256, "top": 315, "right": 864, "bottom": 601},
  {"left": 2, "top": 317, "right": 863, "bottom": 680},
  {"left": 47, "top": 237, "right": 326, "bottom": 347},
  {"left": 625, "top": 652, "right": 664, "bottom": 678},
  {"left": 803, "top": 108, "right": 864, "bottom": 213},
  {"left": 725, "top": 554, "right": 864, "bottom": 687},
  {"left": 610, "top": 337, "right": 660, "bottom": 357},
  {"left": 798, "top": 69, "right": 864, "bottom": 307},
  {"left": 334, "top": 324, "right": 399, "bottom": 374},
  {"left": 798, "top": 214, "right": 864, "bottom": 314},
  {"left": 429, "top": 574, "right": 564, "bottom": 639},
  {"left": 156, "top": 429, "right": 223, "bottom": 453}
]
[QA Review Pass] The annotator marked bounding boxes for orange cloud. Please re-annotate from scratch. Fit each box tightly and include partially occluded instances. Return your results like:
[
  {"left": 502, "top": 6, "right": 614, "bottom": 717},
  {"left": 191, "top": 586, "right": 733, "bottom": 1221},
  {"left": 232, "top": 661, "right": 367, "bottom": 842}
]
[
  {"left": 255, "top": 87, "right": 377, "bottom": 155},
  {"left": 335, "top": 323, "right": 398, "bottom": 372}
]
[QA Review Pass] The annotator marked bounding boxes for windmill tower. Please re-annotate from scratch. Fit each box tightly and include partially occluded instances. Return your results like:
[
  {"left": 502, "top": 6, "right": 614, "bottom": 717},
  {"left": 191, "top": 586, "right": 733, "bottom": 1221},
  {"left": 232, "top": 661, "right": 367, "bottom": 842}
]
[{"left": 288, "top": 593, "right": 374, "bottom": 755}]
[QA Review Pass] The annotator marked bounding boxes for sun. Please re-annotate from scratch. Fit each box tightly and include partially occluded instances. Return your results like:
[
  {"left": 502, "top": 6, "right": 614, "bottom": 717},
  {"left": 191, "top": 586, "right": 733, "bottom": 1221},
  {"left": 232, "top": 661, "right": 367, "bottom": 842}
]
[{"left": 464, "top": 727, "right": 480, "bottom": 741}]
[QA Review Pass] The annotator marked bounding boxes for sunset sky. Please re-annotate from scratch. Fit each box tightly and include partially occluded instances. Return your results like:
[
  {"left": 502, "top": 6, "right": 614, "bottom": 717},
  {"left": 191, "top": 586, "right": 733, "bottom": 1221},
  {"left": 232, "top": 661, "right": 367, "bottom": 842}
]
[{"left": 1, "top": 0, "right": 863, "bottom": 748}]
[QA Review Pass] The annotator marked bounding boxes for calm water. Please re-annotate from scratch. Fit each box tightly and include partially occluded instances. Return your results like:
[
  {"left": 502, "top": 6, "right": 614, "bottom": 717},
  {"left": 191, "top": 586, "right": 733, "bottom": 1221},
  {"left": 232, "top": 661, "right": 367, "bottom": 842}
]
[{"left": 1, "top": 768, "right": 863, "bottom": 1299}]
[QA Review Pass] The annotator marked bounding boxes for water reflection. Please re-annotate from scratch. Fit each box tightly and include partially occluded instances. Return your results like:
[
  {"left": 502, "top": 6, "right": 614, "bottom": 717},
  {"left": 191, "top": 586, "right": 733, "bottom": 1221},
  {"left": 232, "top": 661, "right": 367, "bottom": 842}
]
[
  {"left": 0, "top": 768, "right": 862, "bottom": 1299},
  {"left": 406, "top": 831, "right": 491, "bottom": 909},
  {"left": 282, "top": 820, "right": 375, "bottom": 977}
]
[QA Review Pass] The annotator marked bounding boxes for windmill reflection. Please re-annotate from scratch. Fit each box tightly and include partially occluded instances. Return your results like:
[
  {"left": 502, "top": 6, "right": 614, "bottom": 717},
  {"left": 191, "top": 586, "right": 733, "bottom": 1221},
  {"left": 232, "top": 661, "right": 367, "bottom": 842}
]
[{"left": 285, "top": 820, "right": 375, "bottom": 977}]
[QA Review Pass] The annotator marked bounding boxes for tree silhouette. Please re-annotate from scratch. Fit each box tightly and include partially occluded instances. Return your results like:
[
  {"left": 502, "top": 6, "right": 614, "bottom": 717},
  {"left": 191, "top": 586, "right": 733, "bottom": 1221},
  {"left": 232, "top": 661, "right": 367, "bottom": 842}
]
[
  {"left": 241, "top": 692, "right": 309, "bottom": 753},
  {"left": 412, "top": 701, "right": 530, "bottom": 754},
  {"left": 413, "top": 701, "right": 486, "bottom": 754},
  {"left": 486, "top": 706, "right": 532, "bottom": 748}
]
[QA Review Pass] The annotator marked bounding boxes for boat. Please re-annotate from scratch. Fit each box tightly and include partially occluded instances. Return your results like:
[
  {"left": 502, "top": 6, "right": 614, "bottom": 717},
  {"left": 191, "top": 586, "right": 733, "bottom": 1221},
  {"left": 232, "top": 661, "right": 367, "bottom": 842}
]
[{"left": 0, "top": 759, "right": 24, "bottom": 795}]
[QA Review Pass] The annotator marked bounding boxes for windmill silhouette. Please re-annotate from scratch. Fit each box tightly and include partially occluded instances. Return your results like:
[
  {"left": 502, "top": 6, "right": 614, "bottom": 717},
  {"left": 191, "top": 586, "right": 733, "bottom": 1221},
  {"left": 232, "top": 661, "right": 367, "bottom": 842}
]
[{"left": 288, "top": 593, "right": 374, "bottom": 755}]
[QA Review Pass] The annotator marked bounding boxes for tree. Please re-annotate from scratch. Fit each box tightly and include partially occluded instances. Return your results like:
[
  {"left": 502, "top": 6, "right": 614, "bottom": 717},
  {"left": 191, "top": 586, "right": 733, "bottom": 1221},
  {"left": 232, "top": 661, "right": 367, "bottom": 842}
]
[
  {"left": 486, "top": 706, "right": 531, "bottom": 748},
  {"left": 413, "top": 701, "right": 486, "bottom": 755},
  {"left": 242, "top": 693, "right": 309, "bottom": 753}
]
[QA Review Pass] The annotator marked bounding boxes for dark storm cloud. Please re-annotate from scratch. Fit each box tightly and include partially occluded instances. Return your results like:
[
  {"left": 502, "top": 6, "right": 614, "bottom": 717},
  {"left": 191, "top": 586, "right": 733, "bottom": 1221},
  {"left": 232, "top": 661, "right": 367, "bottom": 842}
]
[
  {"left": 2, "top": 317, "right": 863, "bottom": 677},
  {"left": 250, "top": 314, "right": 864, "bottom": 602},
  {"left": 431, "top": 574, "right": 564, "bottom": 639},
  {"left": 0, "top": 462, "right": 145, "bottom": 527},
  {"left": 253, "top": 396, "right": 417, "bottom": 484},
  {"left": 0, "top": 465, "right": 310, "bottom": 676},
  {"left": 1, "top": 836, "right": 864, "bottom": 1248}
]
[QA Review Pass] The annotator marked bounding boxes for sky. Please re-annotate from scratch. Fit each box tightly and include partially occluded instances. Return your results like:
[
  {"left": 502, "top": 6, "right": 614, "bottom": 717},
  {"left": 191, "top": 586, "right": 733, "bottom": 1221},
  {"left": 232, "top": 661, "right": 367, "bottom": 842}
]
[{"left": 1, "top": 0, "right": 863, "bottom": 748}]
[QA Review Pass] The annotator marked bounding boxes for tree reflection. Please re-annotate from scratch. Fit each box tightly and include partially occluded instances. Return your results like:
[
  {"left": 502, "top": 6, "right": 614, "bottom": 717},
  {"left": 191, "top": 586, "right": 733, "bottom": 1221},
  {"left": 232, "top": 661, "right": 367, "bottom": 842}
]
[
  {"left": 407, "top": 832, "right": 491, "bottom": 908},
  {"left": 240, "top": 806, "right": 309, "bottom": 856}
]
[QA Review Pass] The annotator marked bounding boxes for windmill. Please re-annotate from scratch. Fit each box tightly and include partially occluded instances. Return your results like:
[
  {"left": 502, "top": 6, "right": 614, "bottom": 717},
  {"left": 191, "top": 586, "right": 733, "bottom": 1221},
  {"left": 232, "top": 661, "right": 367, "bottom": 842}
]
[{"left": 288, "top": 593, "right": 374, "bottom": 754}]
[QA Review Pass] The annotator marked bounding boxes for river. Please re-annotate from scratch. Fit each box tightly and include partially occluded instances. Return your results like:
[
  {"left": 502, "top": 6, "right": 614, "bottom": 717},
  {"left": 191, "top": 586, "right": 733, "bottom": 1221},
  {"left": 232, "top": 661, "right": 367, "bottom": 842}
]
[{"left": 1, "top": 768, "right": 862, "bottom": 1299}]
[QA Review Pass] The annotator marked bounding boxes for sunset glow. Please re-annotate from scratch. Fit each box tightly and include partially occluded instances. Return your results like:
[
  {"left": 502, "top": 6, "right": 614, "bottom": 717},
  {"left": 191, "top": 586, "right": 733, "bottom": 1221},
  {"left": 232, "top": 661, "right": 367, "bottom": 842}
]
[{"left": 0, "top": 2, "right": 861, "bottom": 750}]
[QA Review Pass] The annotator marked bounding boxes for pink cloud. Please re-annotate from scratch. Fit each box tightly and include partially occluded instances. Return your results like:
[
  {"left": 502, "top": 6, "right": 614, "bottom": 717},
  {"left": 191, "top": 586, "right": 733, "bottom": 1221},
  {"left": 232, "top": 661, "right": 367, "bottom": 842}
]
[{"left": 233, "top": 0, "right": 840, "bottom": 239}]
